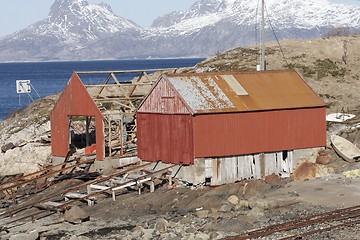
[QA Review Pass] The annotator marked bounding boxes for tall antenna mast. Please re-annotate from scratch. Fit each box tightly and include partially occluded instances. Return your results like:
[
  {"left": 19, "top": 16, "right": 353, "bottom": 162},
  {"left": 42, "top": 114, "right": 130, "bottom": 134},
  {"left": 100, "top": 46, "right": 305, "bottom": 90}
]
[{"left": 260, "top": 0, "right": 266, "bottom": 71}]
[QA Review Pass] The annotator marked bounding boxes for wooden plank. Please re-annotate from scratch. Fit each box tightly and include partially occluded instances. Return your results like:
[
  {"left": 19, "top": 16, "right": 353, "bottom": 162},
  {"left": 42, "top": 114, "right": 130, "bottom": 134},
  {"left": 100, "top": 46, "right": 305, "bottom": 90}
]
[
  {"left": 253, "top": 154, "right": 261, "bottom": 179},
  {"left": 96, "top": 73, "right": 112, "bottom": 98},
  {"left": 264, "top": 152, "right": 277, "bottom": 176},
  {"left": 205, "top": 159, "right": 212, "bottom": 179},
  {"left": 211, "top": 158, "right": 220, "bottom": 185}
]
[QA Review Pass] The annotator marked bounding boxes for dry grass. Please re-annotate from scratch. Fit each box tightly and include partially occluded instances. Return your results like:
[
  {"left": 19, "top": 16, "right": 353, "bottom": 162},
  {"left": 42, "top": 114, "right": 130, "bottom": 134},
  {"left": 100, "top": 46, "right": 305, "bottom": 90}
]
[{"left": 193, "top": 34, "right": 360, "bottom": 114}]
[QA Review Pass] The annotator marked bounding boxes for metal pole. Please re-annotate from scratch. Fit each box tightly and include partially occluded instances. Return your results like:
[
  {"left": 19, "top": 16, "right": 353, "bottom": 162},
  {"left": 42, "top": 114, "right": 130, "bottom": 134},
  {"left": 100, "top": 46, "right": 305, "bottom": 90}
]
[{"left": 260, "top": 0, "right": 266, "bottom": 71}]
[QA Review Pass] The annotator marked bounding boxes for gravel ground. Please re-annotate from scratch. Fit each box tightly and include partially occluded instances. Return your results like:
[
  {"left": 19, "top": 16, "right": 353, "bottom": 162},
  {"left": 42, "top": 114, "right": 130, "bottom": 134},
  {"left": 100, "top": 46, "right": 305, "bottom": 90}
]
[{"left": 2, "top": 156, "right": 360, "bottom": 240}]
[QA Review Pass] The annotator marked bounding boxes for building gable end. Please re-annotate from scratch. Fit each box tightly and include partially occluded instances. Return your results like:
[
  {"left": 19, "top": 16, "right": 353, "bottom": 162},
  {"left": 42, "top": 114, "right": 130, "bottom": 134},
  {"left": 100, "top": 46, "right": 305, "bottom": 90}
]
[{"left": 137, "top": 77, "right": 191, "bottom": 114}]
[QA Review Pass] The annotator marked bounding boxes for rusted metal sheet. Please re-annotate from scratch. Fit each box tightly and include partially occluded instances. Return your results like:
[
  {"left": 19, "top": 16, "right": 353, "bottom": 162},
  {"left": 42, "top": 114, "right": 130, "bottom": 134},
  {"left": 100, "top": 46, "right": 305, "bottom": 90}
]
[
  {"left": 137, "top": 113, "right": 193, "bottom": 165},
  {"left": 158, "top": 70, "right": 325, "bottom": 114},
  {"left": 51, "top": 73, "right": 104, "bottom": 160},
  {"left": 138, "top": 78, "right": 191, "bottom": 114},
  {"left": 193, "top": 107, "right": 326, "bottom": 158}
]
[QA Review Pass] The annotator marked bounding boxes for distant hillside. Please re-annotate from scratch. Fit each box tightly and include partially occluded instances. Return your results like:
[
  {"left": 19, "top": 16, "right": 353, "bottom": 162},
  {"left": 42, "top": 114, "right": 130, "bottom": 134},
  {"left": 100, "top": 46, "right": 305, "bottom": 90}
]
[{"left": 193, "top": 34, "right": 360, "bottom": 114}]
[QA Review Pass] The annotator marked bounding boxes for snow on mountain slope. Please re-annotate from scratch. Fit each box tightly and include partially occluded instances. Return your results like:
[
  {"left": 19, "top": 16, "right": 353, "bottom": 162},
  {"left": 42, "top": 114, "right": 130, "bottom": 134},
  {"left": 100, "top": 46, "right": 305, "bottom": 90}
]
[
  {"left": 45, "top": 0, "right": 141, "bottom": 41},
  {"left": 0, "top": 0, "right": 142, "bottom": 61},
  {"left": 151, "top": 0, "right": 360, "bottom": 35},
  {"left": 1, "top": 0, "right": 360, "bottom": 61}
]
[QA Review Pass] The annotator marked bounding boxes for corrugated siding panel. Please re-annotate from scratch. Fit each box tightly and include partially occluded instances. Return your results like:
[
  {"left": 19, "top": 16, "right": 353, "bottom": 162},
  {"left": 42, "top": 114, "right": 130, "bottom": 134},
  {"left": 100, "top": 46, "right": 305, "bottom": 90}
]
[
  {"left": 193, "top": 108, "right": 326, "bottom": 158},
  {"left": 138, "top": 78, "right": 190, "bottom": 114},
  {"left": 51, "top": 73, "right": 104, "bottom": 160},
  {"left": 137, "top": 113, "right": 194, "bottom": 165}
]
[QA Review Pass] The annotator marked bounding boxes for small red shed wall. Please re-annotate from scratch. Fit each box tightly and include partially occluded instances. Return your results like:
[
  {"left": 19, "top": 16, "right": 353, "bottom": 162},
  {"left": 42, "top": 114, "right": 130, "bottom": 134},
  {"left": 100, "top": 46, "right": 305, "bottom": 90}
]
[
  {"left": 137, "top": 113, "right": 194, "bottom": 165},
  {"left": 51, "top": 73, "right": 104, "bottom": 160},
  {"left": 193, "top": 107, "right": 326, "bottom": 158},
  {"left": 138, "top": 78, "right": 190, "bottom": 114}
]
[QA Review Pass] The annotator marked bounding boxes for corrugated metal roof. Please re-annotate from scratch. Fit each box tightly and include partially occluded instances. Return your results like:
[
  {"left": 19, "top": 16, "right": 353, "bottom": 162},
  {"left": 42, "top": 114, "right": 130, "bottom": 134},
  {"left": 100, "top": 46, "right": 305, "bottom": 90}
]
[{"left": 165, "top": 69, "right": 325, "bottom": 114}]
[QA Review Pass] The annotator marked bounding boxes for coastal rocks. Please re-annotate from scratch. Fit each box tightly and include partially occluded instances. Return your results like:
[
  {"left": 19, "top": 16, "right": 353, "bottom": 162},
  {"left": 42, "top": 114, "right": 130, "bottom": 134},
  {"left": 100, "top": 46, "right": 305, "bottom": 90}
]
[
  {"left": 0, "top": 96, "right": 56, "bottom": 177},
  {"left": 0, "top": 143, "right": 51, "bottom": 176}
]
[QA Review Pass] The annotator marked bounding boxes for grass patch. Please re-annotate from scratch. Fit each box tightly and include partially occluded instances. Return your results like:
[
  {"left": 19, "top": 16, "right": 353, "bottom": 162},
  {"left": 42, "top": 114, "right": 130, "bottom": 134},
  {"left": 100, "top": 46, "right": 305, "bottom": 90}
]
[
  {"left": 286, "top": 63, "right": 315, "bottom": 77},
  {"left": 314, "top": 58, "right": 346, "bottom": 79}
]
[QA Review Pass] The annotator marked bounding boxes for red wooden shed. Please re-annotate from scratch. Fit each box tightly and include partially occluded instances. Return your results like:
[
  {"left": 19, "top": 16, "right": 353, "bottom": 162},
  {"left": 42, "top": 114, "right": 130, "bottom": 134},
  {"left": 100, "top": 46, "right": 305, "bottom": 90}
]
[
  {"left": 50, "top": 69, "right": 170, "bottom": 163},
  {"left": 136, "top": 70, "right": 326, "bottom": 183},
  {"left": 51, "top": 73, "right": 105, "bottom": 160}
]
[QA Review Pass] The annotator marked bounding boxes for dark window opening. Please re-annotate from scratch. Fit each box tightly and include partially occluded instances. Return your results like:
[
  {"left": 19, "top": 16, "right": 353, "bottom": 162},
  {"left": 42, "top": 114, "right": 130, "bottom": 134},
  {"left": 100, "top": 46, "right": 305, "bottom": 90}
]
[{"left": 282, "top": 150, "right": 288, "bottom": 160}]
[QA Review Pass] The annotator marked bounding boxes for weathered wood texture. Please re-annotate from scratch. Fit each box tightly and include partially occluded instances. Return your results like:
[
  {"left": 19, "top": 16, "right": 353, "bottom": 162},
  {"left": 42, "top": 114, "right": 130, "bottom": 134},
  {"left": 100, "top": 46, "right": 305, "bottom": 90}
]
[{"left": 206, "top": 151, "right": 294, "bottom": 185}]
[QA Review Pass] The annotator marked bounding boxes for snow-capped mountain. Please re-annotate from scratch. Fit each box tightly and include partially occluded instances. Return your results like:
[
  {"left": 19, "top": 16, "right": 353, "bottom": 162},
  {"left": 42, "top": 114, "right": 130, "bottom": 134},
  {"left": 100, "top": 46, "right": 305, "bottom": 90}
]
[
  {"left": 151, "top": 0, "right": 360, "bottom": 39},
  {"left": 141, "top": 0, "right": 360, "bottom": 58},
  {"left": 153, "top": 0, "right": 360, "bottom": 29},
  {"left": 46, "top": 0, "right": 141, "bottom": 41},
  {"left": 0, "top": 0, "right": 360, "bottom": 61},
  {"left": 0, "top": 0, "right": 142, "bottom": 61}
]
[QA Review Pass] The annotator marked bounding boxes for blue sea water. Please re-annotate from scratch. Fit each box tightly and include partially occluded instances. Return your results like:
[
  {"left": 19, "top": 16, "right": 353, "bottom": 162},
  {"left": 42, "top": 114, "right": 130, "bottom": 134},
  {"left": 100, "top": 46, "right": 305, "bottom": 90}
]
[{"left": 0, "top": 58, "right": 204, "bottom": 121}]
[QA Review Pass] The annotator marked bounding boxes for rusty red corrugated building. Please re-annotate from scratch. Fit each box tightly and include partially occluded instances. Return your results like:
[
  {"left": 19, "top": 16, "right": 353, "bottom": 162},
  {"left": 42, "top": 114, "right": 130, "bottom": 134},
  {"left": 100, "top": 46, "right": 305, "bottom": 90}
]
[{"left": 136, "top": 70, "right": 326, "bottom": 166}]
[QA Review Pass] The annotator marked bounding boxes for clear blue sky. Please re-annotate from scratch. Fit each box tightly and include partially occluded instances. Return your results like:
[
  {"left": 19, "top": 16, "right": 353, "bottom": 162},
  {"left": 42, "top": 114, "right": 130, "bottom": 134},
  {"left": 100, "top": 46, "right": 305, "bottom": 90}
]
[{"left": 0, "top": 0, "right": 359, "bottom": 38}]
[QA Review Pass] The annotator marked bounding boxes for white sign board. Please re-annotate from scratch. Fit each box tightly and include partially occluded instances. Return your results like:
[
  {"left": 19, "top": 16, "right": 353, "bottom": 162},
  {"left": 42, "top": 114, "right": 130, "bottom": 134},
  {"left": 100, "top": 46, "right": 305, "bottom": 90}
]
[{"left": 16, "top": 80, "right": 31, "bottom": 94}]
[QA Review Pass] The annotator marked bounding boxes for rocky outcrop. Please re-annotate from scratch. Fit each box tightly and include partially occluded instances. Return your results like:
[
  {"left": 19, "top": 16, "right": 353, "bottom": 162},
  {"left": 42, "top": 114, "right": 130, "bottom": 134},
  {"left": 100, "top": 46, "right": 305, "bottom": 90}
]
[{"left": 0, "top": 95, "right": 57, "bottom": 176}]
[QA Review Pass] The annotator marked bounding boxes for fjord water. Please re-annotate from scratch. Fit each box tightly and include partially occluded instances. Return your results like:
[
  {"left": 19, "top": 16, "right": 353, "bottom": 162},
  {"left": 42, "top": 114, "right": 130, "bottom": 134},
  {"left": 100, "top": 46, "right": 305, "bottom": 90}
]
[{"left": 0, "top": 58, "right": 204, "bottom": 121}]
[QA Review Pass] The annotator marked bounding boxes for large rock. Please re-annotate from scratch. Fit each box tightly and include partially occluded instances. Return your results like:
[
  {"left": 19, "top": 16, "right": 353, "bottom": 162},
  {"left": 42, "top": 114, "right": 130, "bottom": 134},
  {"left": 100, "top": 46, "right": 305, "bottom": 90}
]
[
  {"left": 9, "top": 230, "right": 38, "bottom": 240},
  {"left": 1, "top": 142, "right": 15, "bottom": 153},
  {"left": 265, "top": 173, "right": 288, "bottom": 187},
  {"left": 292, "top": 161, "right": 335, "bottom": 181},
  {"left": 0, "top": 143, "right": 51, "bottom": 176},
  {"left": 227, "top": 195, "right": 239, "bottom": 205},
  {"left": 195, "top": 209, "right": 209, "bottom": 218},
  {"left": 155, "top": 218, "right": 169, "bottom": 233},
  {"left": 316, "top": 150, "right": 331, "bottom": 165},
  {"left": 292, "top": 162, "right": 317, "bottom": 180},
  {"left": 63, "top": 205, "right": 90, "bottom": 224}
]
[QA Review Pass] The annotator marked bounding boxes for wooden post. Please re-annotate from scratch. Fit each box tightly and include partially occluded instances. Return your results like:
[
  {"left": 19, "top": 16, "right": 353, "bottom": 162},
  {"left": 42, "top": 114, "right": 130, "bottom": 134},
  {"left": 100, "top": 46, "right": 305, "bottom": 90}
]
[
  {"left": 68, "top": 117, "right": 72, "bottom": 151},
  {"left": 120, "top": 114, "right": 123, "bottom": 156},
  {"left": 150, "top": 181, "right": 155, "bottom": 192},
  {"left": 108, "top": 115, "right": 112, "bottom": 157},
  {"left": 86, "top": 116, "right": 91, "bottom": 147}
]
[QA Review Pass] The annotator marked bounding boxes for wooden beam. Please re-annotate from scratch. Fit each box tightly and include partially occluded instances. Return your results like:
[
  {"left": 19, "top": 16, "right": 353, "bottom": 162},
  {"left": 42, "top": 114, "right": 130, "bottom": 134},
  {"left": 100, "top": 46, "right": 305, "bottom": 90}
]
[{"left": 96, "top": 73, "right": 112, "bottom": 98}]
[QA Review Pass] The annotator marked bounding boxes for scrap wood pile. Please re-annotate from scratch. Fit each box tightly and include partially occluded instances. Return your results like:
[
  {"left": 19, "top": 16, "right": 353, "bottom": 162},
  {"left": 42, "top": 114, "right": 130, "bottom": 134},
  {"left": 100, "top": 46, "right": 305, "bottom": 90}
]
[{"left": 0, "top": 153, "right": 175, "bottom": 229}]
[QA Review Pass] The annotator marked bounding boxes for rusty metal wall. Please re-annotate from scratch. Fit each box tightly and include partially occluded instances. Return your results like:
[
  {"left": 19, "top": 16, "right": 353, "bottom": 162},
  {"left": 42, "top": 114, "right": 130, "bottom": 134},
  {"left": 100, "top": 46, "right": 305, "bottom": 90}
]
[
  {"left": 137, "top": 113, "right": 193, "bottom": 165},
  {"left": 138, "top": 77, "right": 190, "bottom": 114},
  {"left": 193, "top": 107, "right": 326, "bottom": 158},
  {"left": 51, "top": 73, "right": 104, "bottom": 160}
]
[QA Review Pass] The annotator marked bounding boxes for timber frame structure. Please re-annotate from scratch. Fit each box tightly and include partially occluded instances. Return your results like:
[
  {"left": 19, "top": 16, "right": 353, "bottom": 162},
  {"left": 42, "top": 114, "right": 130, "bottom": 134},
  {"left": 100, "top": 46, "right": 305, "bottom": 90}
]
[{"left": 51, "top": 68, "right": 179, "bottom": 160}]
